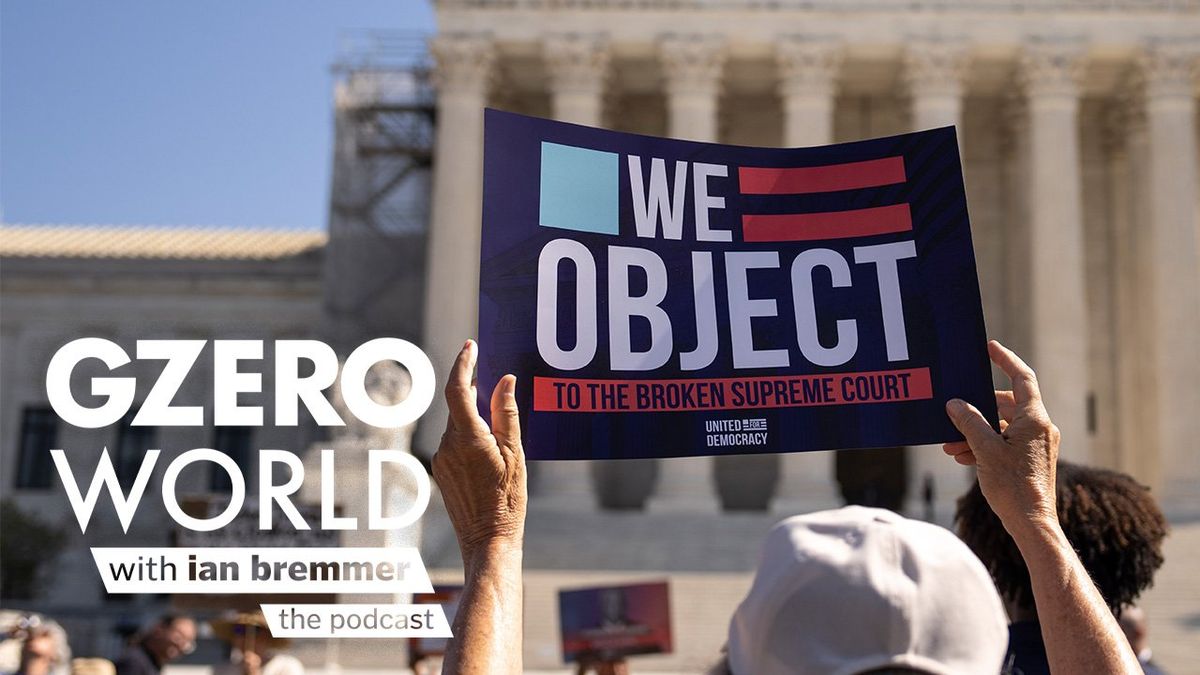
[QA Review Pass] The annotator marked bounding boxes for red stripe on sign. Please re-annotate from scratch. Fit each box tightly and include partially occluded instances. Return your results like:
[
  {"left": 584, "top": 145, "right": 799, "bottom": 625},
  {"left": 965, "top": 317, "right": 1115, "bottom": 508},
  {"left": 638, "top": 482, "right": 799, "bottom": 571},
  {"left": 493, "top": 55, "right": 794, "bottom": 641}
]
[
  {"left": 738, "top": 157, "right": 906, "bottom": 194},
  {"left": 532, "top": 367, "right": 933, "bottom": 413},
  {"left": 742, "top": 203, "right": 912, "bottom": 242}
]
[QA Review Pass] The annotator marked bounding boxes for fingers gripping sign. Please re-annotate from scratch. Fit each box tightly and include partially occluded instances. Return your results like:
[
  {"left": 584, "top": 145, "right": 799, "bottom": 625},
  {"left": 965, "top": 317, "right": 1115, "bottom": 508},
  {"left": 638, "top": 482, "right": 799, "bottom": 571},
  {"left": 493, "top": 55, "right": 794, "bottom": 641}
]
[
  {"left": 945, "top": 341, "right": 1144, "bottom": 675},
  {"left": 942, "top": 340, "right": 1060, "bottom": 533},
  {"left": 942, "top": 388, "right": 1019, "bottom": 465},
  {"left": 432, "top": 340, "right": 528, "bottom": 560},
  {"left": 436, "top": 340, "right": 528, "bottom": 674}
]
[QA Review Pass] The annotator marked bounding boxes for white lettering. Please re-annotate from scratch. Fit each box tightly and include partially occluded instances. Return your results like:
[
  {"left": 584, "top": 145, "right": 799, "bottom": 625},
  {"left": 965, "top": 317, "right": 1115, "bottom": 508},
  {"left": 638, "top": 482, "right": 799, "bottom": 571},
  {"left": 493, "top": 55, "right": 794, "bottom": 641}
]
[
  {"left": 629, "top": 156, "right": 687, "bottom": 240},
  {"left": 726, "top": 252, "right": 789, "bottom": 369},
  {"left": 854, "top": 241, "right": 918, "bottom": 362},
  {"left": 792, "top": 248, "right": 859, "bottom": 367},
  {"left": 608, "top": 246, "right": 673, "bottom": 371},
  {"left": 692, "top": 162, "right": 730, "bottom": 242},
  {"left": 536, "top": 239, "right": 598, "bottom": 370}
]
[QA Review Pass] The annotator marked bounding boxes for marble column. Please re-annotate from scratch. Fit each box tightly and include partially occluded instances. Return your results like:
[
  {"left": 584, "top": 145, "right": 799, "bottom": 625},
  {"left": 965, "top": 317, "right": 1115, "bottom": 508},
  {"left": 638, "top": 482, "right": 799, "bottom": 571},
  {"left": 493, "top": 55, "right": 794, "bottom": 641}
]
[
  {"left": 771, "top": 35, "right": 843, "bottom": 514},
  {"left": 660, "top": 34, "right": 725, "bottom": 142},
  {"left": 647, "top": 34, "right": 725, "bottom": 512},
  {"left": 416, "top": 34, "right": 495, "bottom": 457},
  {"left": 999, "top": 94, "right": 1033, "bottom": 362},
  {"left": 903, "top": 39, "right": 973, "bottom": 522},
  {"left": 1139, "top": 41, "right": 1200, "bottom": 515},
  {"left": 534, "top": 33, "right": 612, "bottom": 509},
  {"left": 1105, "top": 92, "right": 1155, "bottom": 487},
  {"left": 778, "top": 35, "right": 841, "bottom": 147},
  {"left": 1017, "top": 40, "right": 1090, "bottom": 461}
]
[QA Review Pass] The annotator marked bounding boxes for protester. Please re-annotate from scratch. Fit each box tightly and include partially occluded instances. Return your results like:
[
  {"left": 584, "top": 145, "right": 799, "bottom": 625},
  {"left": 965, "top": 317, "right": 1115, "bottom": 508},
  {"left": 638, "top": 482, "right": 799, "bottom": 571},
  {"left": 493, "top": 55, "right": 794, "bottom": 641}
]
[
  {"left": 956, "top": 457, "right": 1169, "bottom": 675},
  {"left": 210, "top": 611, "right": 303, "bottom": 675},
  {"left": 15, "top": 628, "right": 60, "bottom": 675},
  {"left": 1118, "top": 606, "right": 1167, "bottom": 675},
  {"left": 719, "top": 505, "right": 1009, "bottom": 674},
  {"left": 69, "top": 660, "right": 115, "bottom": 675},
  {"left": 431, "top": 340, "right": 1144, "bottom": 675},
  {"left": 112, "top": 614, "right": 195, "bottom": 675},
  {"left": 574, "top": 658, "right": 629, "bottom": 675},
  {"left": 2, "top": 615, "right": 70, "bottom": 675}
]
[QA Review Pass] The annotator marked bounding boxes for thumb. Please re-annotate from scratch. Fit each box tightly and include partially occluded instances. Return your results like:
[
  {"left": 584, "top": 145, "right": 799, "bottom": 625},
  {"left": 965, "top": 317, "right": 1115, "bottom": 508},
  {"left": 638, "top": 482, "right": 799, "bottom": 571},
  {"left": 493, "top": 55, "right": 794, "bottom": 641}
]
[
  {"left": 490, "top": 374, "right": 521, "bottom": 449},
  {"left": 946, "top": 398, "right": 1000, "bottom": 452}
]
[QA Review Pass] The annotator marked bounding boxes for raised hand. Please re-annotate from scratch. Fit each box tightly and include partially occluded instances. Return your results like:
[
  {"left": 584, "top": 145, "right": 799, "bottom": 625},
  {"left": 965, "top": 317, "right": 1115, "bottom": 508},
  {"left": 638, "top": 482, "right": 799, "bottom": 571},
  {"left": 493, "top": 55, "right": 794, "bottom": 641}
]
[
  {"left": 942, "top": 340, "right": 1059, "bottom": 535},
  {"left": 431, "top": 340, "right": 527, "bottom": 561},
  {"left": 432, "top": 340, "right": 527, "bottom": 675},
  {"left": 942, "top": 340, "right": 1143, "bottom": 675}
]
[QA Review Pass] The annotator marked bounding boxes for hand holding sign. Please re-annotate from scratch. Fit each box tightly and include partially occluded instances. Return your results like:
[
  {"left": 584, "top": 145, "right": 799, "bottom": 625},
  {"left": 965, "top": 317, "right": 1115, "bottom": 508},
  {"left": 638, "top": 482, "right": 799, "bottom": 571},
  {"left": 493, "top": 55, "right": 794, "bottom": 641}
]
[
  {"left": 433, "top": 342, "right": 527, "bottom": 674},
  {"left": 943, "top": 340, "right": 1059, "bottom": 536},
  {"left": 431, "top": 341, "right": 527, "bottom": 561},
  {"left": 944, "top": 340, "right": 1144, "bottom": 675}
]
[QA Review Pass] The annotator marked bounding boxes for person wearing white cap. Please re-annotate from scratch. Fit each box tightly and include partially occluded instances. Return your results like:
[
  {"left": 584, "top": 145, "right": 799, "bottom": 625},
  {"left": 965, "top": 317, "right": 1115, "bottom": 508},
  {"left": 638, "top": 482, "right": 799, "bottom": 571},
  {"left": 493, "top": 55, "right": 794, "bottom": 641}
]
[
  {"left": 429, "top": 340, "right": 1143, "bottom": 675},
  {"left": 719, "top": 506, "right": 1008, "bottom": 675}
]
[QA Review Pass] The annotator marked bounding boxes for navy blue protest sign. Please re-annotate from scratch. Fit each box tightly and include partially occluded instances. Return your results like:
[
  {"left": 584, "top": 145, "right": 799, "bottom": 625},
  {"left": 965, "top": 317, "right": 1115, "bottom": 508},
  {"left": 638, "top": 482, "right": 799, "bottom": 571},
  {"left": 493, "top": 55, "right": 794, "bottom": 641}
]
[{"left": 478, "top": 109, "right": 997, "bottom": 460}]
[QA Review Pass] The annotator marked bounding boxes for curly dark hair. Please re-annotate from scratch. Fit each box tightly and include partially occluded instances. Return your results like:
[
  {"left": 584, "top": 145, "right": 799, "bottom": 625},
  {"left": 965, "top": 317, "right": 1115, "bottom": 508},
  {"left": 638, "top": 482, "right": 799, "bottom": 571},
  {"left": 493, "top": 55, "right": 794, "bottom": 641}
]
[{"left": 955, "top": 461, "right": 1168, "bottom": 613}]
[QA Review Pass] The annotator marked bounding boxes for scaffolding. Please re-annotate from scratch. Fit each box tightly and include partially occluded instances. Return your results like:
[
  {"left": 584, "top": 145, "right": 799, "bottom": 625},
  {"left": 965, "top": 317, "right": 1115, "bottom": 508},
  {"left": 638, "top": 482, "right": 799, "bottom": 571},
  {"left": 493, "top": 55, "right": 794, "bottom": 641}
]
[
  {"left": 280, "top": 36, "right": 440, "bottom": 669},
  {"left": 324, "top": 31, "right": 435, "bottom": 353}
]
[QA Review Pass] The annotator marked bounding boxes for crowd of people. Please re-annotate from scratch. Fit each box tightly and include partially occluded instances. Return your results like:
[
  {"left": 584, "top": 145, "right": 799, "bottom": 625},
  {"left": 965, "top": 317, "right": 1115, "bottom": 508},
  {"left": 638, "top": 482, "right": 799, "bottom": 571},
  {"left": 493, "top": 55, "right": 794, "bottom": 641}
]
[
  {"left": 432, "top": 339, "right": 1173, "bottom": 675},
  {"left": 1, "top": 612, "right": 301, "bottom": 675},
  {"left": 3, "top": 338, "right": 1174, "bottom": 675}
]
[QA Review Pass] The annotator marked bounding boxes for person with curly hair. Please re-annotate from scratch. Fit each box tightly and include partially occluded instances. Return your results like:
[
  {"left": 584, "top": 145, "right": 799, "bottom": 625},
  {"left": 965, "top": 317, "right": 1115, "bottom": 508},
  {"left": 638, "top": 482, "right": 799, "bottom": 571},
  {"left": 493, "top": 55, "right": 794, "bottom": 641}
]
[{"left": 956, "top": 457, "right": 1169, "bottom": 675}]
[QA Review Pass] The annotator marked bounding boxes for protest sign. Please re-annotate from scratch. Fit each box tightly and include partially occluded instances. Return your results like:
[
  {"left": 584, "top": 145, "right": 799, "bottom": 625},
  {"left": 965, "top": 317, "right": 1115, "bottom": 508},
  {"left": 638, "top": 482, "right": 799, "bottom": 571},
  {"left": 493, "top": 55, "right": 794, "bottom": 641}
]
[
  {"left": 558, "top": 581, "right": 672, "bottom": 663},
  {"left": 478, "top": 109, "right": 997, "bottom": 460}
]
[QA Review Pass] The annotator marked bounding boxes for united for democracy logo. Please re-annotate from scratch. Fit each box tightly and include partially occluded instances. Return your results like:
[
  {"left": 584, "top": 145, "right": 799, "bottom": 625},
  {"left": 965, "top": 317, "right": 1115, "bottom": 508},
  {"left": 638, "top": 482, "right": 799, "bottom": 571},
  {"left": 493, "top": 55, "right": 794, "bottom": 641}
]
[{"left": 705, "top": 418, "right": 769, "bottom": 448}]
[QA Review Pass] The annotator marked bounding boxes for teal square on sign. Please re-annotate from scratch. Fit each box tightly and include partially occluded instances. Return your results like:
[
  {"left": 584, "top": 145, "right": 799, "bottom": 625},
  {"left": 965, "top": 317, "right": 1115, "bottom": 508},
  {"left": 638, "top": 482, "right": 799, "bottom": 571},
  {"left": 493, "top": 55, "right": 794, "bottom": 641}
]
[{"left": 539, "top": 142, "right": 619, "bottom": 235}]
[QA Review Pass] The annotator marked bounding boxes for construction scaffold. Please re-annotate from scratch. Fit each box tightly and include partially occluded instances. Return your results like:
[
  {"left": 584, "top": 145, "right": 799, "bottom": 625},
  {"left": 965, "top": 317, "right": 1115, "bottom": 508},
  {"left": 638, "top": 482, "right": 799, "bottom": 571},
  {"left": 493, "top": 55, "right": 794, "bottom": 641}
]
[{"left": 325, "top": 31, "right": 434, "bottom": 351}]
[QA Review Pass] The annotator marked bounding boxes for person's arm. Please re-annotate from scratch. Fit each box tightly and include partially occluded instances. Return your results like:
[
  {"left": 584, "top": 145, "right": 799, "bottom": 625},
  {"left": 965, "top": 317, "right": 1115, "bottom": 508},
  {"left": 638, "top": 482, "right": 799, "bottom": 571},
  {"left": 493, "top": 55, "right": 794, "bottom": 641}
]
[
  {"left": 943, "top": 340, "right": 1141, "bottom": 675},
  {"left": 431, "top": 340, "right": 527, "bottom": 675},
  {"left": 240, "top": 651, "right": 262, "bottom": 675}
]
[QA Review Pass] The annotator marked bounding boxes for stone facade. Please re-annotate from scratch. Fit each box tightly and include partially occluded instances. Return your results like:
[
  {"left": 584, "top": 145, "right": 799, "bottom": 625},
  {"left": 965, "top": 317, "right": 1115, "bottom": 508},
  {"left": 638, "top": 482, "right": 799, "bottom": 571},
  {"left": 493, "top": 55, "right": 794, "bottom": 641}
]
[
  {"left": 0, "top": 236, "right": 324, "bottom": 654},
  {"left": 0, "top": 230, "right": 423, "bottom": 666}
]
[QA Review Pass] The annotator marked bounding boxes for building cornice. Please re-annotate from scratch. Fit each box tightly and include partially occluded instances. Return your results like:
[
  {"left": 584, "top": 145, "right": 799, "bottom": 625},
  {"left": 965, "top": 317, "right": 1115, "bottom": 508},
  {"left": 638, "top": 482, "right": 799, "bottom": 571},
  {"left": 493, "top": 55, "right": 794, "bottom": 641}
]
[
  {"left": 0, "top": 225, "right": 326, "bottom": 261},
  {"left": 434, "top": 0, "right": 1199, "bottom": 11}
]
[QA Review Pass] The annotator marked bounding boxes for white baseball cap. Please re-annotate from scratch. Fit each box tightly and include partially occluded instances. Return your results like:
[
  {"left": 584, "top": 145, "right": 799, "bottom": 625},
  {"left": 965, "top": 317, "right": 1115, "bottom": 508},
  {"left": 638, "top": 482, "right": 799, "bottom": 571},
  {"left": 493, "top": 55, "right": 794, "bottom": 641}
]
[{"left": 726, "top": 506, "right": 1008, "bottom": 675}]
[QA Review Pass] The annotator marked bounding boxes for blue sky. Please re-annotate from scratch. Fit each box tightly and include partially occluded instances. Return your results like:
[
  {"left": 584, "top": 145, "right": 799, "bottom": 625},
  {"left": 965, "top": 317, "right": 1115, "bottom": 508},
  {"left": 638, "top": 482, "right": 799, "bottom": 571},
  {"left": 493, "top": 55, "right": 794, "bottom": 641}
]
[{"left": 2, "top": 1, "right": 435, "bottom": 230}]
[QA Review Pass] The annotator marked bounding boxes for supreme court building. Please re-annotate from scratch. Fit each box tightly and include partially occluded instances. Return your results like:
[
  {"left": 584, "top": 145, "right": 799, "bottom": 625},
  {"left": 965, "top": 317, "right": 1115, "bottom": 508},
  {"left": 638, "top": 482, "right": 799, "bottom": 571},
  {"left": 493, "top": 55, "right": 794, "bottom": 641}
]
[{"left": 417, "top": 0, "right": 1200, "bottom": 523}]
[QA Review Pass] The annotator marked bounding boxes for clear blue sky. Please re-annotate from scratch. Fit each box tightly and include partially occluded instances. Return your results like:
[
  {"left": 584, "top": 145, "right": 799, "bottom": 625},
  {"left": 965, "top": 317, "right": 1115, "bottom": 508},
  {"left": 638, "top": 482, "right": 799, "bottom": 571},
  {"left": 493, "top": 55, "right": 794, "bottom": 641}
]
[{"left": 2, "top": 1, "right": 435, "bottom": 230}]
